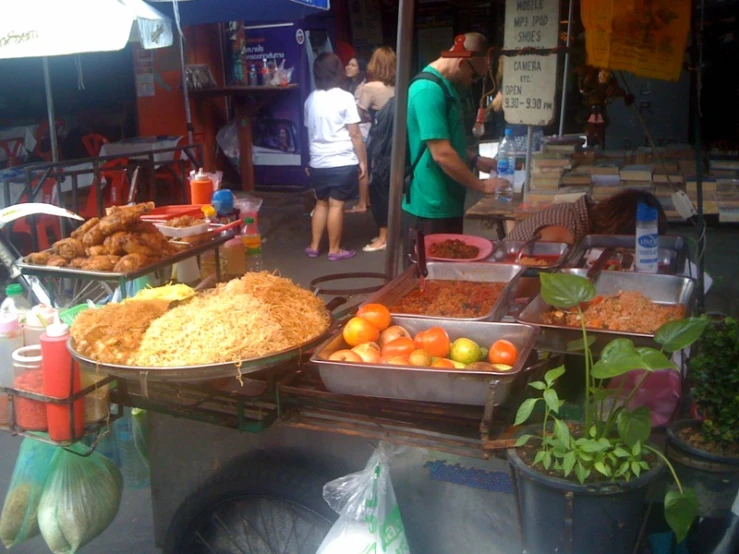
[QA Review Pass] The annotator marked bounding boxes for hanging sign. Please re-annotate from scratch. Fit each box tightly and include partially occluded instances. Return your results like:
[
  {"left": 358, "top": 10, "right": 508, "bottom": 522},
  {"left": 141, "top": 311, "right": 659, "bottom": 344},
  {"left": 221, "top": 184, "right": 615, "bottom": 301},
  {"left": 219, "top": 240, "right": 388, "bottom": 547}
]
[
  {"left": 581, "top": 0, "right": 690, "bottom": 82},
  {"left": 502, "top": 0, "right": 560, "bottom": 126},
  {"left": 289, "top": 0, "right": 330, "bottom": 9}
]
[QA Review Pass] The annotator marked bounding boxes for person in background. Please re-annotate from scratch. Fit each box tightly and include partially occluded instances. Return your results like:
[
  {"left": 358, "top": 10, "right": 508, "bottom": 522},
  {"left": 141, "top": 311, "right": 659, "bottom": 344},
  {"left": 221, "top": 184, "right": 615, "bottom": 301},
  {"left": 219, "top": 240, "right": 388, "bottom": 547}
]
[
  {"left": 507, "top": 189, "right": 667, "bottom": 243},
  {"left": 359, "top": 46, "right": 397, "bottom": 251},
  {"left": 344, "top": 55, "right": 371, "bottom": 213},
  {"left": 402, "top": 32, "right": 504, "bottom": 264},
  {"left": 345, "top": 56, "right": 367, "bottom": 98},
  {"left": 304, "top": 53, "right": 367, "bottom": 261}
]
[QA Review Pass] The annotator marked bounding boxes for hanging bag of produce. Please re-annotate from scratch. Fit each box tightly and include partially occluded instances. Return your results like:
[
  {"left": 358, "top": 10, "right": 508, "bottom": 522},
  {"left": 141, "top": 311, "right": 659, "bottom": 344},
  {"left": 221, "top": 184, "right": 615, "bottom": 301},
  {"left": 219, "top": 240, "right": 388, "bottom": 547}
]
[
  {"left": 0, "top": 438, "right": 57, "bottom": 548},
  {"left": 316, "top": 442, "right": 410, "bottom": 554},
  {"left": 37, "top": 443, "right": 123, "bottom": 554}
]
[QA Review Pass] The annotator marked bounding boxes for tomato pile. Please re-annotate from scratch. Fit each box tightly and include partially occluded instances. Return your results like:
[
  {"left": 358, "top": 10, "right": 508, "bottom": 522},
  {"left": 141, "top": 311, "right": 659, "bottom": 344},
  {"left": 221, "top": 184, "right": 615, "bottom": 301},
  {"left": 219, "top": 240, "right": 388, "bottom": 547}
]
[{"left": 325, "top": 304, "right": 521, "bottom": 372}]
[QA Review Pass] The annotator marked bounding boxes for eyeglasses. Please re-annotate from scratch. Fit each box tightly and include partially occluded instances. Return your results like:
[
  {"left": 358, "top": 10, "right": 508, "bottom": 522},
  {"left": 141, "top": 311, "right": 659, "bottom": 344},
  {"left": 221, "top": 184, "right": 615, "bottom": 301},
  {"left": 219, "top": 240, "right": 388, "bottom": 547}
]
[{"left": 466, "top": 59, "right": 483, "bottom": 83}]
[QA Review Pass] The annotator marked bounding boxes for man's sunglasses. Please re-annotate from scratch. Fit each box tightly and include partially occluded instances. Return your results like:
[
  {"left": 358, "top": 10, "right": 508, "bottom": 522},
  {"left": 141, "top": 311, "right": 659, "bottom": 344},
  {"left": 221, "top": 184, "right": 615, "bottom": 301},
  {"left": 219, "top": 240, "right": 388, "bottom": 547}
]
[{"left": 466, "top": 59, "right": 484, "bottom": 83}]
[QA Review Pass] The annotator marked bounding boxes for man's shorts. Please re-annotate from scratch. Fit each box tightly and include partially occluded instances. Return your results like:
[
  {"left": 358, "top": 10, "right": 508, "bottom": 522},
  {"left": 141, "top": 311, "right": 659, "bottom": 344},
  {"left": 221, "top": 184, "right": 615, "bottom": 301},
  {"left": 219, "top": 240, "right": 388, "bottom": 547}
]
[{"left": 310, "top": 165, "right": 359, "bottom": 202}]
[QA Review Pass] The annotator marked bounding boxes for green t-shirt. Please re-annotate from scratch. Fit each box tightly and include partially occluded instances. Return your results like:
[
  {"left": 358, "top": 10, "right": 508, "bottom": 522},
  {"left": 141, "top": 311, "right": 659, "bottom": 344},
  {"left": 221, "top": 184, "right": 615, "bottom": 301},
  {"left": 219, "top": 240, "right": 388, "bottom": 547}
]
[{"left": 402, "top": 67, "right": 467, "bottom": 219}]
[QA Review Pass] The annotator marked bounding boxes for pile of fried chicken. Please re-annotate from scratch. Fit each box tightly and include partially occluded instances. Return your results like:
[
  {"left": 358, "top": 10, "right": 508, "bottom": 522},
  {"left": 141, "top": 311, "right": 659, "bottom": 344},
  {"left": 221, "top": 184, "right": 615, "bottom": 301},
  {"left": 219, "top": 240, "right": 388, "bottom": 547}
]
[{"left": 25, "top": 203, "right": 182, "bottom": 273}]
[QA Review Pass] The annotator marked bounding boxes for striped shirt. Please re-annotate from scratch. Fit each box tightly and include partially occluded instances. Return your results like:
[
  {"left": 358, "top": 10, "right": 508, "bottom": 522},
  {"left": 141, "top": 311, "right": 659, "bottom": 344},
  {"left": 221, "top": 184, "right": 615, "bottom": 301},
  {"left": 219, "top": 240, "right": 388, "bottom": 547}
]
[{"left": 507, "top": 195, "right": 593, "bottom": 243}]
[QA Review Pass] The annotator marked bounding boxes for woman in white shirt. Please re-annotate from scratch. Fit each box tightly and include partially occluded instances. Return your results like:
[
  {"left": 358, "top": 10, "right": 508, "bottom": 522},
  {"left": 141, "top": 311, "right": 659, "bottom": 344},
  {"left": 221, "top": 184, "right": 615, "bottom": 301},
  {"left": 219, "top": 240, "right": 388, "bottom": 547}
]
[{"left": 304, "top": 53, "right": 368, "bottom": 261}]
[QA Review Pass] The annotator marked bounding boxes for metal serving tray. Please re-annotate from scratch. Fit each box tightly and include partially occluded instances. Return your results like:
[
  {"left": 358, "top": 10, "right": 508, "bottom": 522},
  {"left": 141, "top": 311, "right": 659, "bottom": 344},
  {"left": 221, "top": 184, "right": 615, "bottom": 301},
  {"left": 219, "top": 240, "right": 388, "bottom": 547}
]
[
  {"left": 567, "top": 234, "right": 688, "bottom": 275},
  {"left": 311, "top": 316, "right": 540, "bottom": 406},
  {"left": 488, "top": 241, "right": 570, "bottom": 271},
  {"left": 364, "top": 261, "right": 525, "bottom": 322},
  {"left": 517, "top": 268, "right": 696, "bottom": 353}
]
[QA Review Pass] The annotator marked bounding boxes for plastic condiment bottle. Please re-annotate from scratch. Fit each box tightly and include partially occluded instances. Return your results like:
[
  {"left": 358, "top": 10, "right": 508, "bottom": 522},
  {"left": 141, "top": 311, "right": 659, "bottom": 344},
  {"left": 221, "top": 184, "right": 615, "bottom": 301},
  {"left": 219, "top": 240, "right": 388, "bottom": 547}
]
[
  {"left": 12, "top": 345, "right": 46, "bottom": 431},
  {"left": 190, "top": 168, "right": 214, "bottom": 205},
  {"left": 0, "top": 314, "right": 24, "bottom": 425},
  {"left": 40, "top": 315, "right": 84, "bottom": 441},
  {"left": 223, "top": 236, "right": 247, "bottom": 276},
  {"left": 241, "top": 217, "right": 263, "bottom": 272},
  {"left": 23, "top": 304, "right": 57, "bottom": 346},
  {"left": 635, "top": 202, "right": 659, "bottom": 274},
  {"left": 0, "top": 284, "right": 31, "bottom": 324}
]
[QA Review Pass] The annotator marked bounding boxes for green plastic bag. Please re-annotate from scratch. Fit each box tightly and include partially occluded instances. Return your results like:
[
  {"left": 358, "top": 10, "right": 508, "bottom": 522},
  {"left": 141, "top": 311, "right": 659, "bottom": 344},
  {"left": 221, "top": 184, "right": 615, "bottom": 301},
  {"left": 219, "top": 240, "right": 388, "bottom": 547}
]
[
  {"left": 38, "top": 444, "right": 123, "bottom": 554},
  {"left": 0, "top": 438, "right": 57, "bottom": 548}
]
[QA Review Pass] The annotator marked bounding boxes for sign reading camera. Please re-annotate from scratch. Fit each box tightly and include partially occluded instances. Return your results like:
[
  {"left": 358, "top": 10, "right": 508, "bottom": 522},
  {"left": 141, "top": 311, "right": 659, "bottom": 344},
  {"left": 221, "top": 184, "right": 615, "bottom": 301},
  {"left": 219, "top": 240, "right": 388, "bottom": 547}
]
[{"left": 502, "top": 0, "right": 560, "bottom": 127}]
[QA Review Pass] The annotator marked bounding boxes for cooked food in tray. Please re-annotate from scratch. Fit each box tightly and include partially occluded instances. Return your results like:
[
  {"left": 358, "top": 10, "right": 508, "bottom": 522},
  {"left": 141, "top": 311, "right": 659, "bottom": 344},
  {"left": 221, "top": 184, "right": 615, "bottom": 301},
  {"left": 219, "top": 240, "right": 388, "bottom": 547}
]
[
  {"left": 542, "top": 290, "right": 685, "bottom": 334},
  {"left": 390, "top": 280, "right": 506, "bottom": 318},
  {"left": 166, "top": 215, "right": 206, "bottom": 228},
  {"left": 512, "top": 255, "right": 559, "bottom": 267},
  {"left": 428, "top": 239, "right": 480, "bottom": 260},
  {"left": 71, "top": 273, "right": 330, "bottom": 367},
  {"left": 582, "top": 247, "right": 674, "bottom": 274},
  {"left": 24, "top": 203, "right": 181, "bottom": 273}
]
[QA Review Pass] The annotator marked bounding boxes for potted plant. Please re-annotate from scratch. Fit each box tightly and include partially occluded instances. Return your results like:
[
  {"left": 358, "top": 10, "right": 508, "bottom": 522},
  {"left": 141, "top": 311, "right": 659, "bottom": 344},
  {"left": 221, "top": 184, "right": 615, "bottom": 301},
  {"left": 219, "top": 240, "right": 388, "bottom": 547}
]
[
  {"left": 509, "top": 273, "right": 707, "bottom": 554},
  {"left": 667, "top": 316, "right": 739, "bottom": 520}
]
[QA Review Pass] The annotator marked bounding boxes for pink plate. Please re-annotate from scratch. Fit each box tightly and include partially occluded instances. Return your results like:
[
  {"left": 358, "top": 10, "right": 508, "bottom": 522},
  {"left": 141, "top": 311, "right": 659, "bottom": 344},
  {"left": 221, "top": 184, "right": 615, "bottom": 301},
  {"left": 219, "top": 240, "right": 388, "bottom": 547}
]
[{"left": 424, "top": 234, "right": 494, "bottom": 262}]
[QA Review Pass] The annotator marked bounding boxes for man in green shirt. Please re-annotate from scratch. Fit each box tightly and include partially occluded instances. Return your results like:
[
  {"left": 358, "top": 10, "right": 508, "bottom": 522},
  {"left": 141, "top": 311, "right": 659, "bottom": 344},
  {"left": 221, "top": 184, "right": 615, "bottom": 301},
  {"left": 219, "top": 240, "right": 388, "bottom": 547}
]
[{"left": 402, "top": 32, "right": 502, "bottom": 262}]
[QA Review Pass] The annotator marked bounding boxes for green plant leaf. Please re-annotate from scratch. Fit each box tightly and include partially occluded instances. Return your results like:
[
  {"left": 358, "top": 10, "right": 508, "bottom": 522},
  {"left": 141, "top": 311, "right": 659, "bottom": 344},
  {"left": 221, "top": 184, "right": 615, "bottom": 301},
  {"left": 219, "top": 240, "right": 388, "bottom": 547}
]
[
  {"left": 618, "top": 408, "right": 652, "bottom": 448},
  {"left": 631, "top": 461, "right": 641, "bottom": 477},
  {"left": 515, "top": 398, "right": 539, "bottom": 426},
  {"left": 665, "top": 488, "right": 699, "bottom": 543},
  {"left": 543, "top": 389, "right": 560, "bottom": 414},
  {"left": 639, "top": 461, "right": 650, "bottom": 470},
  {"left": 577, "top": 439, "right": 609, "bottom": 453},
  {"left": 655, "top": 316, "right": 710, "bottom": 353},
  {"left": 528, "top": 381, "right": 546, "bottom": 391},
  {"left": 594, "top": 461, "right": 611, "bottom": 477},
  {"left": 592, "top": 339, "right": 647, "bottom": 379},
  {"left": 588, "top": 425, "right": 597, "bottom": 438},
  {"left": 636, "top": 347, "right": 678, "bottom": 371},
  {"left": 613, "top": 447, "right": 631, "bottom": 458},
  {"left": 544, "top": 365, "right": 566, "bottom": 386},
  {"left": 539, "top": 272, "right": 596, "bottom": 309},
  {"left": 534, "top": 450, "right": 546, "bottom": 466},
  {"left": 615, "top": 461, "right": 630, "bottom": 477},
  {"left": 632, "top": 440, "right": 642, "bottom": 457},
  {"left": 515, "top": 434, "right": 533, "bottom": 447},
  {"left": 554, "top": 419, "right": 570, "bottom": 446},
  {"left": 566, "top": 336, "right": 596, "bottom": 352},
  {"left": 575, "top": 462, "right": 588, "bottom": 484},
  {"left": 563, "top": 452, "right": 576, "bottom": 477},
  {"left": 543, "top": 450, "right": 552, "bottom": 470}
]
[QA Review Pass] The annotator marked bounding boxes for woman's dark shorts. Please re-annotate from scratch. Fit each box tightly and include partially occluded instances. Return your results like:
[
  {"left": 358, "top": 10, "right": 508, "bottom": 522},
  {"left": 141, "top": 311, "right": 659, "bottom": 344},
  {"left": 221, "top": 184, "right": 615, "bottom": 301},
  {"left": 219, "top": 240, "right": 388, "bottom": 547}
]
[{"left": 310, "top": 165, "right": 359, "bottom": 202}]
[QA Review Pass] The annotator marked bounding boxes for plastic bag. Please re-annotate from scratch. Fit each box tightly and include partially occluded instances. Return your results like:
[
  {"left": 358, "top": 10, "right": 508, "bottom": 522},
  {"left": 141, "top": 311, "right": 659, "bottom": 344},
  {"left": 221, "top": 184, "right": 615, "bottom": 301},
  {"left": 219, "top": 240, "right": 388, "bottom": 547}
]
[
  {"left": 606, "top": 369, "right": 682, "bottom": 427},
  {"left": 38, "top": 443, "right": 123, "bottom": 554},
  {"left": 317, "top": 442, "right": 410, "bottom": 554},
  {"left": 216, "top": 120, "right": 240, "bottom": 168},
  {"left": 0, "top": 438, "right": 57, "bottom": 548}
]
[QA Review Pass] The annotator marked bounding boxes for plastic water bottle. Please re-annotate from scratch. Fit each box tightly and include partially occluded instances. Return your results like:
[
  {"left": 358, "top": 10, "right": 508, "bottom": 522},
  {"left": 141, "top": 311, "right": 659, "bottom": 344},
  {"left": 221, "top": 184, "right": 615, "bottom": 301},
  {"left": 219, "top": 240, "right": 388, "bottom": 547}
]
[
  {"left": 635, "top": 202, "right": 659, "bottom": 273},
  {"left": 241, "top": 217, "right": 263, "bottom": 272},
  {"left": 1, "top": 284, "right": 31, "bottom": 324},
  {"left": 495, "top": 129, "right": 516, "bottom": 201}
]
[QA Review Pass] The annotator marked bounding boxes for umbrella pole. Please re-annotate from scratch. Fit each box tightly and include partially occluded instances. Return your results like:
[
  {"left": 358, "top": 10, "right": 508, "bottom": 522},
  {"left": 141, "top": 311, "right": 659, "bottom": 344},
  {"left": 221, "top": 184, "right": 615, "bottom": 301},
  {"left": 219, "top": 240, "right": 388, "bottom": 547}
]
[
  {"left": 384, "top": 0, "right": 415, "bottom": 279},
  {"left": 178, "top": 33, "right": 194, "bottom": 145},
  {"left": 558, "top": 0, "right": 574, "bottom": 136},
  {"left": 42, "top": 57, "right": 59, "bottom": 163}
]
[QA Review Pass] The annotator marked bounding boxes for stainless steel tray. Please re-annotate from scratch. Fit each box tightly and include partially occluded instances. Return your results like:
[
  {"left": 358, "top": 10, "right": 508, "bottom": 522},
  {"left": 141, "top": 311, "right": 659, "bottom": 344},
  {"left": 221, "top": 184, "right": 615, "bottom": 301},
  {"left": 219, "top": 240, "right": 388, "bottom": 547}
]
[
  {"left": 364, "top": 261, "right": 525, "bottom": 322},
  {"left": 488, "top": 240, "right": 570, "bottom": 271},
  {"left": 517, "top": 268, "right": 696, "bottom": 353},
  {"left": 311, "top": 316, "right": 540, "bottom": 406},
  {"left": 567, "top": 234, "right": 688, "bottom": 275}
]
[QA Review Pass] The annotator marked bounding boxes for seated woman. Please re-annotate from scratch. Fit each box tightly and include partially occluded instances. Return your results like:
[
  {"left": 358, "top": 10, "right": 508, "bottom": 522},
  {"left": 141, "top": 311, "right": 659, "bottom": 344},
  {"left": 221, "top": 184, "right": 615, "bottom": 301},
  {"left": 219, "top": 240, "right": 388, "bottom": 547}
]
[{"left": 507, "top": 190, "right": 667, "bottom": 243}]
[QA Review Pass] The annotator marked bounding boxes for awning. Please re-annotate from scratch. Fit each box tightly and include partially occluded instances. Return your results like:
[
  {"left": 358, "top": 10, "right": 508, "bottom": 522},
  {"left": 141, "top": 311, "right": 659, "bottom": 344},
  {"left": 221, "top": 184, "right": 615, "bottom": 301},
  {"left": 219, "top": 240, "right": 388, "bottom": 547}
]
[{"left": 147, "top": 0, "right": 329, "bottom": 26}]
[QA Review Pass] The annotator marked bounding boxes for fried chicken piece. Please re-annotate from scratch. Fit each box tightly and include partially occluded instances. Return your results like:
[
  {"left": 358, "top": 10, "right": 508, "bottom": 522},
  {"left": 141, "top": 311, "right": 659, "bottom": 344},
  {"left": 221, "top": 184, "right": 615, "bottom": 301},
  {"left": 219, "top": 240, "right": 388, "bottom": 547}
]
[
  {"left": 137, "top": 231, "right": 179, "bottom": 256},
  {"left": 98, "top": 210, "right": 141, "bottom": 236},
  {"left": 71, "top": 217, "right": 99, "bottom": 239},
  {"left": 81, "top": 255, "right": 121, "bottom": 272},
  {"left": 25, "top": 251, "right": 52, "bottom": 265},
  {"left": 52, "top": 238, "right": 86, "bottom": 260},
  {"left": 130, "top": 221, "right": 158, "bottom": 234},
  {"left": 86, "top": 245, "right": 109, "bottom": 257},
  {"left": 104, "top": 202, "right": 154, "bottom": 217},
  {"left": 168, "top": 215, "right": 205, "bottom": 228},
  {"left": 121, "top": 234, "right": 159, "bottom": 257},
  {"left": 103, "top": 231, "right": 129, "bottom": 255},
  {"left": 47, "top": 255, "right": 68, "bottom": 267},
  {"left": 114, "top": 253, "right": 156, "bottom": 273},
  {"left": 68, "top": 257, "right": 88, "bottom": 268},
  {"left": 82, "top": 223, "right": 105, "bottom": 247}
]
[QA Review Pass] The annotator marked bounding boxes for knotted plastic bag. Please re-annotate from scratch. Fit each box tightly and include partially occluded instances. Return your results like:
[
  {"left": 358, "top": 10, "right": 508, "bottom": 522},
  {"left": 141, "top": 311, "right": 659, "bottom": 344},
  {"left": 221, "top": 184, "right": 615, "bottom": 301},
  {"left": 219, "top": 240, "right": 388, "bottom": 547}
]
[
  {"left": 0, "top": 438, "right": 57, "bottom": 548},
  {"left": 37, "top": 443, "right": 123, "bottom": 554},
  {"left": 317, "top": 442, "right": 410, "bottom": 554}
]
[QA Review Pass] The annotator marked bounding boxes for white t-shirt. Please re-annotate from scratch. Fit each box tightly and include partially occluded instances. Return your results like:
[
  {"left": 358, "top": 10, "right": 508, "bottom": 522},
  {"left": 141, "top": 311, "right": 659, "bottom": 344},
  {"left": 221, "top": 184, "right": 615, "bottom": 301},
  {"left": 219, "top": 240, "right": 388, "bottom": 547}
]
[{"left": 304, "top": 87, "right": 361, "bottom": 169}]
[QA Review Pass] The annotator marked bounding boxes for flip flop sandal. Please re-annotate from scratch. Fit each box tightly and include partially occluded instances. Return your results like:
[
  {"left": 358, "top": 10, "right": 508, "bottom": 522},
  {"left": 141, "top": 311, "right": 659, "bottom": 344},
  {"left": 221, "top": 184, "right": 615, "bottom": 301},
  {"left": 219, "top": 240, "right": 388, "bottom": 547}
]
[
  {"left": 304, "top": 247, "right": 319, "bottom": 258},
  {"left": 328, "top": 249, "right": 356, "bottom": 262}
]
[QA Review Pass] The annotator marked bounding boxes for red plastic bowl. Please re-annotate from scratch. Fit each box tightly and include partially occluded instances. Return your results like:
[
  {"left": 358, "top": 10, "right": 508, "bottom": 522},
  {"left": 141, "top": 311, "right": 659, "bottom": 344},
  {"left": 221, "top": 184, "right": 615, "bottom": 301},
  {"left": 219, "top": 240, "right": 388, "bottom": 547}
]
[{"left": 424, "top": 234, "right": 494, "bottom": 262}]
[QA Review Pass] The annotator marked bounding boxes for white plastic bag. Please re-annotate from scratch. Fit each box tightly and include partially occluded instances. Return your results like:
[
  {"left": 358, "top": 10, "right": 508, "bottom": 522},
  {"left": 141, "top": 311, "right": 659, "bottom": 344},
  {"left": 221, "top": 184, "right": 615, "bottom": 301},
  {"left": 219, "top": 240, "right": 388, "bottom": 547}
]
[{"left": 317, "top": 443, "right": 410, "bottom": 554}]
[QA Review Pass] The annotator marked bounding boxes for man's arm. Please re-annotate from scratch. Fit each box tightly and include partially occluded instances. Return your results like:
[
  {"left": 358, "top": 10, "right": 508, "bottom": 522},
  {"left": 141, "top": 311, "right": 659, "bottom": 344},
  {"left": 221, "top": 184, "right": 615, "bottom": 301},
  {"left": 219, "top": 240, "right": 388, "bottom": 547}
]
[
  {"left": 428, "top": 139, "right": 497, "bottom": 194},
  {"left": 347, "top": 123, "right": 368, "bottom": 179}
]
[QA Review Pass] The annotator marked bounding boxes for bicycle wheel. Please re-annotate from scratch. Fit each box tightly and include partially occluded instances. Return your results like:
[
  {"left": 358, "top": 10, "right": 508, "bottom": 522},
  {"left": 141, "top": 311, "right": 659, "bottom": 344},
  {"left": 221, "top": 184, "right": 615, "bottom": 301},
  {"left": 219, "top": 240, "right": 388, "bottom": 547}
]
[{"left": 47, "top": 277, "right": 113, "bottom": 308}]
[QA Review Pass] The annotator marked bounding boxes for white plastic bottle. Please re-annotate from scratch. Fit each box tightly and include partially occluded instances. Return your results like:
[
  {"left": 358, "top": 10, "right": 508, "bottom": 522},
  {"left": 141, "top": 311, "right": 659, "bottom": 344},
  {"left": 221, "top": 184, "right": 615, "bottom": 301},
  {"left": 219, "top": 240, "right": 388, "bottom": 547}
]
[
  {"left": 0, "top": 313, "right": 25, "bottom": 425},
  {"left": 635, "top": 202, "right": 659, "bottom": 273},
  {"left": 495, "top": 128, "right": 516, "bottom": 201},
  {"left": 23, "top": 305, "right": 57, "bottom": 346},
  {"left": 0, "top": 284, "right": 31, "bottom": 324}
]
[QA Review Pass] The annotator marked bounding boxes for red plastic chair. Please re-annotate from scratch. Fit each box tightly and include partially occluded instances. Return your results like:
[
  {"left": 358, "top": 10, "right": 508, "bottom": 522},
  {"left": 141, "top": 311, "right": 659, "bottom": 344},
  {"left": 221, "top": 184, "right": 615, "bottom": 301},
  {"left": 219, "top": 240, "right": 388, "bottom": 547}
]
[
  {"left": 32, "top": 118, "right": 66, "bottom": 162},
  {"left": 0, "top": 137, "right": 26, "bottom": 167},
  {"left": 81, "top": 133, "right": 109, "bottom": 158},
  {"left": 154, "top": 133, "right": 205, "bottom": 204},
  {"left": 11, "top": 178, "right": 62, "bottom": 251},
  {"left": 100, "top": 158, "right": 130, "bottom": 207}
]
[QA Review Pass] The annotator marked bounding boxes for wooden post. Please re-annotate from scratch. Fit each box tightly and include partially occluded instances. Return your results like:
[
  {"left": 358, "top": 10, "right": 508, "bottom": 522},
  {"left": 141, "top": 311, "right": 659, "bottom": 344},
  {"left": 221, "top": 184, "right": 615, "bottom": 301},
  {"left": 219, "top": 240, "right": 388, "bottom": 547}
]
[{"left": 234, "top": 100, "right": 255, "bottom": 191}]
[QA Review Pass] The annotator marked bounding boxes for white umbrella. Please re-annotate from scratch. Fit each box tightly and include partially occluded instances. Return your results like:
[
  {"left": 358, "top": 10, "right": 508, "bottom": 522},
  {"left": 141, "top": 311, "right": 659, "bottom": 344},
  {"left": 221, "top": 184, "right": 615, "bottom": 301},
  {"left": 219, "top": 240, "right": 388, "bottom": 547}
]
[{"left": 0, "top": 0, "right": 173, "bottom": 161}]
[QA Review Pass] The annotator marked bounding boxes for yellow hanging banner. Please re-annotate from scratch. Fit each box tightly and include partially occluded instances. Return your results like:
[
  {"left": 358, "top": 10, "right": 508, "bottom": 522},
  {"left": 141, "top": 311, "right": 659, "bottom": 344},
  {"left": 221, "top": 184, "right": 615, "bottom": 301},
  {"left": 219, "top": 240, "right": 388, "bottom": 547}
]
[{"left": 581, "top": 0, "right": 691, "bottom": 82}]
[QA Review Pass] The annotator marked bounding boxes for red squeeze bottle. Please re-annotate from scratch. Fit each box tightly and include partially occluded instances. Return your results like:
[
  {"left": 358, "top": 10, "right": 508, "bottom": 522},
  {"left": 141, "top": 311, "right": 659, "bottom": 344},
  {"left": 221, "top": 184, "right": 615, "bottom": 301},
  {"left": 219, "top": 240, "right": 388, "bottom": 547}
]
[{"left": 41, "top": 316, "right": 84, "bottom": 441}]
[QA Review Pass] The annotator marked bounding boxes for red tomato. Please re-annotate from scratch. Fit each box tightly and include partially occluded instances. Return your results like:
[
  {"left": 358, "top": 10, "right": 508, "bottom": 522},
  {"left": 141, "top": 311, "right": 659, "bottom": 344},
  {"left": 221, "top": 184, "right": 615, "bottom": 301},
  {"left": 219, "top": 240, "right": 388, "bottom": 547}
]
[
  {"left": 413, "top": 327, "right": 450, "bottom": 358},
  {"left": 489, "top": 340, "right": 519, "bottom": 366}
]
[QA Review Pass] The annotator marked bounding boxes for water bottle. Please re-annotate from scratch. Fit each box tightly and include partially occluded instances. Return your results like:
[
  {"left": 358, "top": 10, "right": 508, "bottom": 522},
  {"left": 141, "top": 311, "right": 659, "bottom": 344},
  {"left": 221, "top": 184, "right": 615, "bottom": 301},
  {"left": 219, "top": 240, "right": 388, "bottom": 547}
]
[
  {"left": 1, "top": 284, "right": 31, "bottom": 324},
  {"left": 241, "top": 217, "right": 263, "bottom": 272},
  {"left": 635, "top": 202, "right": 659, "bottom": 273},
  {"left": 495, "top": 128, "right": 516, "bottom": 201},
  {"left": 248, "top": 64, "right": 259, "bottom": 87}
]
